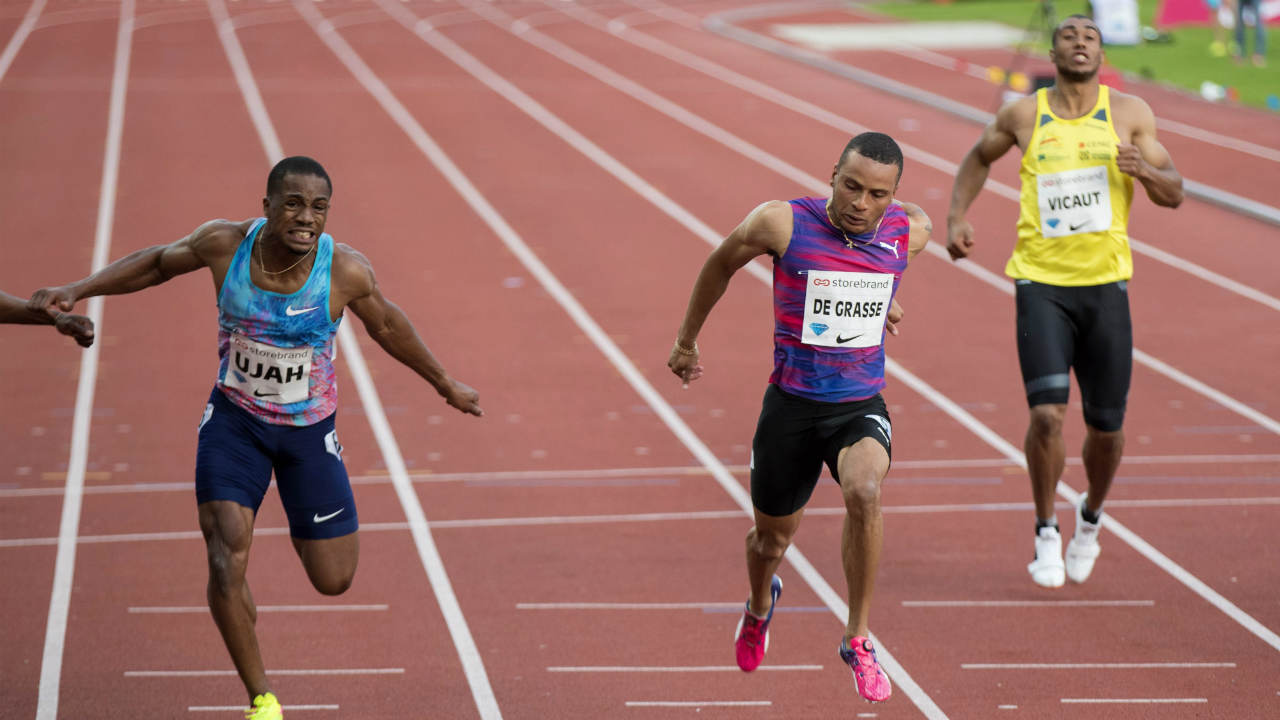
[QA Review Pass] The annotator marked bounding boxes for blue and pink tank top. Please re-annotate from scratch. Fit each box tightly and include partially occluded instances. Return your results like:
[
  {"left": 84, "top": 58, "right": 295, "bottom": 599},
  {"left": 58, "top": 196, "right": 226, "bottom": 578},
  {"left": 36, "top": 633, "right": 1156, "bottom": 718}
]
[
  {"left": 769, "top": 197, "right": 909, "bottom": 402},
  {"left": 216, "top": 218, "right": 342, "bottom": 426}
]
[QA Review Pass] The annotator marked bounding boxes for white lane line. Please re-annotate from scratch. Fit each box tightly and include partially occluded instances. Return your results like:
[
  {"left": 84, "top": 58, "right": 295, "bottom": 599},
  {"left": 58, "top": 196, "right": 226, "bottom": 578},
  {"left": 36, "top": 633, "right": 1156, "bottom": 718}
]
[
  {"left": 904, "top": 600, "right": 1154, "bottom": 608},
  {"left": 189, "top": 704, "right": 339, "bottom": 712},
  {"left": 548, "top": 665, "right": 822, "bottom": 672},
  {"left": 625, "top": 701, "right": 771, "bottom": 707},
  {"left": 5, "top": 495, "right": 1280, "bottom": 548},
  {"left": 0, "top": 0, "right": 47, "bottom": 83},
  {"left": 603, "top": 0, "right": 1280, "bottom": 304},
  {"left": 416, "top": 0, "right": 1280, "bottom": 658},
  {"left": 997, "top": 706, "right": 1017, "bottom": 710},
  {"left": 548, "top": 0, "right": 1280, "bottom": 436},
  {"left": 213, "top": 1, "right": 502, "bottom": 718},
  {"left": 128, "top": 604, "right": 389, "bottom": 613},
  {"left": 357, "top": 2, "right": 948, "bottom": 717},
  {"left": 520, "top": 602, "right": 741, "bottom": 610},
  {"left": 963, "top": 663, "right": 1234, "bottom": 669},
  {"left": 36, "top": 1, "right": 133, "bottom": 718},
  {"left": 129, "top": 669, "right": 403, "bottom": 677},
  {"left": 1061, "top": 698, "right": 1208, "bottom": 704}
]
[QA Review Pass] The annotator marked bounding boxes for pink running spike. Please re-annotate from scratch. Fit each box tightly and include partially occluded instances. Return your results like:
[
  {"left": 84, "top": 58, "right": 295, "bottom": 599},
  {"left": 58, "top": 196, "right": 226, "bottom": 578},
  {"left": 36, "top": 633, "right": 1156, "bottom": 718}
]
[{"left": 839, "top": 636, "right": 892, "bottom": 703}]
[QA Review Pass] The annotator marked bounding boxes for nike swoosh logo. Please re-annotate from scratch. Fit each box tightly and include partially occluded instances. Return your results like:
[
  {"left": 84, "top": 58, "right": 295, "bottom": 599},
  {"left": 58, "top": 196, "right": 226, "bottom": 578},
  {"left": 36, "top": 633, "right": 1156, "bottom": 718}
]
[
  {"left": 313, "top": 508, "right": 345, "bottom": 523},
  {"left": 1069, "top": 221, "right": 1089, "bottom": 232},
  {"left": 836, "top": 334, "right": 863, "bottom": 344},
  {"left": 285, "top": 305, "right": 319, "bottom": 316},
  {"left": 254, "top": 389, "right": 280, "bottom": 398}
]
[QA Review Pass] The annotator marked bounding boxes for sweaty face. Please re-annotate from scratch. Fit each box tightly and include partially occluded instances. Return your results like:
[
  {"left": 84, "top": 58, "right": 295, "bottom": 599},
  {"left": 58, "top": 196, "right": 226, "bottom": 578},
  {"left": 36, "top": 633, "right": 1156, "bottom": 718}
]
[
  {"left": 262, "top": 173, "right": 331, "bottom": 254},
  {"left": 827, "top": 152, "right": 899, "bottom": 236},
  {"left": 1051, "top": 19, "right": 1103, "bottom": 83}
]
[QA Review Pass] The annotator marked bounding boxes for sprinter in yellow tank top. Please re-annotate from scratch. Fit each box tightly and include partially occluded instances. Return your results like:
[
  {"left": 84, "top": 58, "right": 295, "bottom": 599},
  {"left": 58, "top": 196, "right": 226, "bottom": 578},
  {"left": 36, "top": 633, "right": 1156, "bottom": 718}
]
[{"left": 946, "top": 15, "right": 1183, "bottom": 589}]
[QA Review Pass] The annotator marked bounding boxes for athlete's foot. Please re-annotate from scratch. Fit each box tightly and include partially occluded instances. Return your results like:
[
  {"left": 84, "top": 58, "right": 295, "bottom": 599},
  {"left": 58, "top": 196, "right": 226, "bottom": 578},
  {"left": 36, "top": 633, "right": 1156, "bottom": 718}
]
[
  {"left": 839, "top": 636, "right": 892, "bottom": 703},
  {"left": 1028, "top": 524, "right": 1065, "bottom": 587},
  {"left": 1065, "top": 494, "right": 1103, "bottom": 583},
  {"left": 734, "top": 575, "right": 782, "bottom": 672},
  {"left": 245, "top": 692, "right": 282, "bottom": 720}
]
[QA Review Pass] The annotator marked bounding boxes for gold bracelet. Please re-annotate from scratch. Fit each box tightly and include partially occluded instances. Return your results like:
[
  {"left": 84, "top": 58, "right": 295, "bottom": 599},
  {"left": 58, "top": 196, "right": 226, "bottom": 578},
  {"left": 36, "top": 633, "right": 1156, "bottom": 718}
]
[{"left": 672, "top": 340, "right": 698, "bottom": 356}]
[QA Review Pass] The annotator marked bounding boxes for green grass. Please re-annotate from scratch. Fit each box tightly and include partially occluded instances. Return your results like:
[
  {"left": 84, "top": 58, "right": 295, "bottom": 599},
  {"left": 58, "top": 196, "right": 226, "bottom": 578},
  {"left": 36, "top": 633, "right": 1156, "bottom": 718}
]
[{"left": 864, "top": 0, "right": 1279, "bottom": 111}]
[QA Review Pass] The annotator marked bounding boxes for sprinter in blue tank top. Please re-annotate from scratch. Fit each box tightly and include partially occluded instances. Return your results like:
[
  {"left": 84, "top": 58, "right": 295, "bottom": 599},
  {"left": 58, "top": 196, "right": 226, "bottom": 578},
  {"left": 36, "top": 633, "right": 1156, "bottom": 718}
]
[
  {"left": 29, "top": 157, "right": 483, "bottom": 720},
  {"left": 667, "top": 133, "right": 930, "bottom": 705}
]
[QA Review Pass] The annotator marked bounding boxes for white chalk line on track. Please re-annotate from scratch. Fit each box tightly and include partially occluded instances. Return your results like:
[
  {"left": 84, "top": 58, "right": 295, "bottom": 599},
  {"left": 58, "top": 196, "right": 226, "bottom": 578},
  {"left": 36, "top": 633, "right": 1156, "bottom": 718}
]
[
  {"left": 963, "top": 663, "right": 1234, "bottom": 669},
  {"left": 625, "top": 700, "right": 772, "bottom": 707},
  {"left": 0, "top": 0, "right": 46, "bottom": 83},
  {"left": 128, "top": 604, "right": 389, "bottom": 613},
  {"left": 545, "top": 0, "right": 1280, "bottom": 437},
  {"left": 407, "top": 0, "right": 1280, "bottom": 657},
  {"left": 1061, "top": 697, "right": 1208, "bottom": 704},
  {"left": 128, "top": 668, "right": 404, "bottom": 677},
  {"left": 902, "top": 600, "right": 1154, "bottom": 607},
  {"left": 598, "top": 0, "right": 1280, "bottom": 309},
  {"left": 189, "top": 704, "right": 340, "bottom": 712},
  {"left": 547, "top": 665, "right": 823, "bottom": 672},
  {"left": 35, "top": 0, "right": 132, "bottom": 717},
  {"left": 208, "top": 0, "right": 504, "bottom": 718},
  {"left": 4, "top": 496, "right": 1279, "bottom": 548}
]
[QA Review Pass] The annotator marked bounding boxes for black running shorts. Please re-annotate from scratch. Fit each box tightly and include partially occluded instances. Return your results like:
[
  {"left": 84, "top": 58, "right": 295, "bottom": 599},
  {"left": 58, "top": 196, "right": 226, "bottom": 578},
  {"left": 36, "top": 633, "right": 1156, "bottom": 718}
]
[
  {"left": 1014, "top": 279, "right": 1132, "bottom": 432},
  {"left": 749, "top": 384, "right": 892, "bottom": 517}
]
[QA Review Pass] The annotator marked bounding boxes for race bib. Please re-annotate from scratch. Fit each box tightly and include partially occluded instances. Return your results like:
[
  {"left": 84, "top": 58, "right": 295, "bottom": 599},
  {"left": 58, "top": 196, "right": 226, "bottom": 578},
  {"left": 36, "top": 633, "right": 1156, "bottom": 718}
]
[
  {"left": 222, "top": 333, "right": 312, "bottom": 404},
  {"left": 1037, "top": 165, "right": 1110, "bottom": 238},
  {"left": 800, "top": 271, "right": 893, "bottom": 348}
]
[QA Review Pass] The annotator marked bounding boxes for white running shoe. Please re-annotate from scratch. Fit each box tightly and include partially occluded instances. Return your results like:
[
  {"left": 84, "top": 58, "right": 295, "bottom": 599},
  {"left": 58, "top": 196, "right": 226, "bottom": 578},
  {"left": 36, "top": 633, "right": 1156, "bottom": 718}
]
[
  {"left": 1027, "top": 524, "right": 1065, "bottom": 587},
  {"left": 1065, "top": 495, "right": 1102, "bottom": 583}
]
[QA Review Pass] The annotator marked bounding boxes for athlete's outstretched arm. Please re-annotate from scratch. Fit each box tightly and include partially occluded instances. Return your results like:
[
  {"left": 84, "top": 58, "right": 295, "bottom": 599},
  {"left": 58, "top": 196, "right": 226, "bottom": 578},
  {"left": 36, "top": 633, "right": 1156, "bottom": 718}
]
[
  {"left": 338, "top": 247, "right": 482, "bottom": 417},
  {"left": 27, "top": 219, "right": 240, "bottom": 318},
  {"left": 947, "top": 99, "right": 1023, "bottom": 261},
  {"left": 668, "top": 201, "right": 791, "bottom": 386},
  {"left": 0, "top": 290, "right": 95, "bottom": 347},
  {"left": 1118, "top": 96, "right": 1183, "bottom": 208},
  {"left": 898, "top": 201, "right": 933, "bottom": 261}
]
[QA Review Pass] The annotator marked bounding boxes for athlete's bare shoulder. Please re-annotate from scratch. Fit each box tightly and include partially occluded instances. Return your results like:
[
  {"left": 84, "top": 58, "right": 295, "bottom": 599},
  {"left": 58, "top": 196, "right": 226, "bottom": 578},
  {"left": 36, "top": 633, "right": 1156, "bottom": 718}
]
[
  {"left": 330, "top": 242, "right": 376, "bottom": 301},
  {"left": 1106, "top": 90, "right": 1157, "bottom": 137},
  {"left": 737, "top": 200, "right": 793, "bottom": 254},
  {"left": 185, "top": 218, "right": 255, "bottom": 261},
  {"left": 995, "top": 93, "right": 1038, "bottom": 135}
]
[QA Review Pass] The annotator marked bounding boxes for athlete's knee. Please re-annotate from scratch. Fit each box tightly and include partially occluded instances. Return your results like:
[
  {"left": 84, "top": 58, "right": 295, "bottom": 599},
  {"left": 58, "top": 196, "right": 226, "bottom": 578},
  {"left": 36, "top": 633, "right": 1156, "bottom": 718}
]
[
  {"left": 1027, "top": 404, "right": 1067, "bottom": 437},
  {"left": 311, "top": 572, "right": 354, "bottom": 596},
  {"left": 1083, "top": 402, "right": 1126, "bottom": 433},
  {"left": 746, "top": 525, "right": 791, "bottom": 561},
  {"left": 839, "top": 470, "right": 882, "bottom": 512}
]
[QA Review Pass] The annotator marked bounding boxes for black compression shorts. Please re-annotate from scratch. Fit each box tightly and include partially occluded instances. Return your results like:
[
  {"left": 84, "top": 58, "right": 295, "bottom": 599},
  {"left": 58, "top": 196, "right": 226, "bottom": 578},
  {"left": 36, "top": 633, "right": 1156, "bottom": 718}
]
[
  {"left": 749, "top": 384, "right": 892, "bottom": 517},
  {"left": 1014, "top": 279, "right": 1132, "bottom": 432}
]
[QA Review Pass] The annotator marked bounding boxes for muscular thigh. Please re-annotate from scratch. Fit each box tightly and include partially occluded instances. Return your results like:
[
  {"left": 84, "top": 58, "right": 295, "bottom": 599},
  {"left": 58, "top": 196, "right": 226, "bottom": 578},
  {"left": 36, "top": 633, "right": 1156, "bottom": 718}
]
[
  {"left": 195, "top": 388, "right": 274, "bottom": 512},
  {"left": 751, "top": 385, "right": 827, "bottom": 517},
  {"left": 272, "top": 412, "right": 358, "bottom": 540},
  {"left": 1015, "top": 280, "right": 1076, "bottom": 407},
  {"left": 1072, "top": 281, "right": 1133, "bottom": 431}
]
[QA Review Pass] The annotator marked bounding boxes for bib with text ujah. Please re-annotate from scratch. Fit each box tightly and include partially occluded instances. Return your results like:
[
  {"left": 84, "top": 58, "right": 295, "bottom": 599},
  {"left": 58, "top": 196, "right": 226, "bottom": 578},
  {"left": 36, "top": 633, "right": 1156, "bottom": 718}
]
[
  {"left": 1037, "top": 165, "right": 1111, "bottom": 238},
  {"left": 222, "top": 333, "right": 313, "bottom": 404},
  {"left": 800, "top": 270, "right": 893, "bottom": 348}
]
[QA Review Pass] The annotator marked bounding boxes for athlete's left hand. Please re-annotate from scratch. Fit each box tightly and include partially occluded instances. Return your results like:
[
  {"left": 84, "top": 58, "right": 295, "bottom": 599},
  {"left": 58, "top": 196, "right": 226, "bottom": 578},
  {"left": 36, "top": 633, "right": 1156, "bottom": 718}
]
[
  {"left": 442, "top": 379, "right": 483, "bottom": 416},
  {"left": 885, "top": 298, "right": 904, "bottom": 337},
  {"left": 1116, "top": 143, "right": 1147, "bottom": 178}
]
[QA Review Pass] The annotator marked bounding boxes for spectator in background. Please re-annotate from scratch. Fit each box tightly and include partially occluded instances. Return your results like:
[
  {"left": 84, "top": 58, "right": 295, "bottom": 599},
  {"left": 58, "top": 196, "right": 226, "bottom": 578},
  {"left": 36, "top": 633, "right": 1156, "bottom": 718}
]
[
  {"left": 1235, "top": 0, "right": 1267, "bottom": 66},
  {"left": 1205, "top": 0, "right": 1235, "bottom": 57}
]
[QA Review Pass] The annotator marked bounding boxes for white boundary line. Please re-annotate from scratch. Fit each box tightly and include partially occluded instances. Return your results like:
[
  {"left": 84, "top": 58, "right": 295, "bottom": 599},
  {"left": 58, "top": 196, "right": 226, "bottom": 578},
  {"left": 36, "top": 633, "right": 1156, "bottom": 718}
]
[
  {"left": 209, "top": 0, "right": 502, "bottom": 717},
  {"left": 357, "top": 1, "right": 950, "bottom": 717},
  {"left": 902, "top": 600, "right": 1154, "bottom": 607},
  {"left": 547, "top": 665, "right": 824, "bottom": 672},
  {"left": 35, "top": 1, "right": 133, "bottom": 717},
  {"left": 189, "top": 704, "right": 340, "bottom": 712},
  {"left": 0, "top": 0, "right": 46, "bottom": 83},
  {"left": 1061, "top": 698, "right": 1207, "bottom": 704},
  {"left": 625, "top": 700, "right": 772, "bottom": 707},
  {"left": 446, "top": 0, "right": 1280, "bottom": 655},
  {"left": 128, "top": 604, "right": 389, "bottom": 613},
  {"left": 962, "top": 663, "right": 1234, "bottom": 669},
  {"left": 127, "top": 668, "right": 404, "bottom": 677},
  {"left": 595, "top": 0, "right": 1280, "bottom": 307}
]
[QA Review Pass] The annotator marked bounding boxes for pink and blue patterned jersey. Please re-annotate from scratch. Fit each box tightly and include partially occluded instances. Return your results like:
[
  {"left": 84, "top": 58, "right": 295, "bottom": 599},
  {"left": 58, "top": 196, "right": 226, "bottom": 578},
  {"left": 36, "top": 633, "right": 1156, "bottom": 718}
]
[
  {"left": 215, "top": 218, "right": 342, "bottom": 426},
  {"left": 768, "top": 197, "right": 910, "bottom": 402}
]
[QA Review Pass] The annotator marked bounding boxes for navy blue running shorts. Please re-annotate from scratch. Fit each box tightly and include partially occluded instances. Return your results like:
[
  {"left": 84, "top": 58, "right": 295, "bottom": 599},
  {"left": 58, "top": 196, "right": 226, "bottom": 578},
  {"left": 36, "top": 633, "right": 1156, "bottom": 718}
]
[
  {"left": 195, "top": 388, "right": 358, "bottom": 540},
  {"left": 749, "top": 384, "right": 893, "bottom": 517}
]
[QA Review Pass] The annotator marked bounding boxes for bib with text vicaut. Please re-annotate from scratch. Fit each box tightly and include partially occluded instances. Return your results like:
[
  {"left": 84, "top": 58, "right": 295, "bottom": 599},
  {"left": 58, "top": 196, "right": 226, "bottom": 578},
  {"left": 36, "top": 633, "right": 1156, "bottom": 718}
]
[
  {"left": 1036, "top": 165, "right": 1111, "bottom": 238},
  {"left": 800, "top": 270, "right": 893, "bottom": 349},
  {"left": 222, "top": 333, "right": 313, "bottom": 404}
]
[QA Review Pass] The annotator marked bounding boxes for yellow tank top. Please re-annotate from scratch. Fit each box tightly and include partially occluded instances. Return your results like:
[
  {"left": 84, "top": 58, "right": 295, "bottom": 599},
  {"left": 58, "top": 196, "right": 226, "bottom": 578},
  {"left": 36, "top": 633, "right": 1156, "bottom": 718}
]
[{"left": 1008, "top": 86, "right": 1134, "bottom": 286}]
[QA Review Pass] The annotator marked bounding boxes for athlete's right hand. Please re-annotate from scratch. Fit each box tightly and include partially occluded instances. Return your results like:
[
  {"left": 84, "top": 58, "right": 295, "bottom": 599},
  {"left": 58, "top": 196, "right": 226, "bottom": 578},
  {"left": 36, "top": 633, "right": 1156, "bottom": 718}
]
[
  {"left": 945, "top": 218, "right": 975, "bottom": 261},
  {"left": 54, "top": 313, "right": 95, "bottom": 348},
  {"left": 443, "top": 379, "right": 483, "bottom": 417},
  {"left": 27, "top": 285, "right": 79, "bottom": 319},
  {"left": 667, "top": 342, "right": 703, "bottom": 389}
]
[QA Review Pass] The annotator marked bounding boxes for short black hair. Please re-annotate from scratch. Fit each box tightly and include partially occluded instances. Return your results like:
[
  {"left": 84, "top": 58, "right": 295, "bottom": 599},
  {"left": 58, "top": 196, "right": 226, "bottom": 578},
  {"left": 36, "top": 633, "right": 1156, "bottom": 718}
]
[
  {"left": 1052, "top": 14, "right": 1101, "bottom": 44},
  {"left": 266, "top": 156, "right": 332, "bottom": 198},
  {"left": 838, "top": 132, "right": 904, "bottom": 182}
]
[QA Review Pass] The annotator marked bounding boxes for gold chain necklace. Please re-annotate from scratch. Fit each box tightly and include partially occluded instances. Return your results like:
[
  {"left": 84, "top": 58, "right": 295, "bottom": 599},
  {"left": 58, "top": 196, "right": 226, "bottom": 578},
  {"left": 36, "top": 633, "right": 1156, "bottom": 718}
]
[
  {"left": 257, "top": 238, "right": 316, "bottom": 276},
  {"left": 826, "top": 199, "right": 884, "bottom": 249}
]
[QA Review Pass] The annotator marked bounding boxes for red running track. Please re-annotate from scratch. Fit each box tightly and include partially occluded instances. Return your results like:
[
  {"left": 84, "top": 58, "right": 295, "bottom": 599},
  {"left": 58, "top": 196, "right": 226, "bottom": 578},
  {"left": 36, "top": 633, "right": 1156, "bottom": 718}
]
[{"left": 2, "top": 0, "right": 1278, "bottom": 717}]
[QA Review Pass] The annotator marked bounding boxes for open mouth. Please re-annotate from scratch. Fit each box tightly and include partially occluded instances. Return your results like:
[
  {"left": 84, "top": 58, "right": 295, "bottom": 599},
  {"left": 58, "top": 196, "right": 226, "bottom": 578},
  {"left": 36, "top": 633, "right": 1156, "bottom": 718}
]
[{"left": 288, "top": 229, "right": 315, "bottom": 241}]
